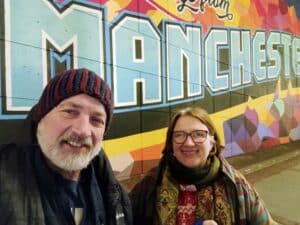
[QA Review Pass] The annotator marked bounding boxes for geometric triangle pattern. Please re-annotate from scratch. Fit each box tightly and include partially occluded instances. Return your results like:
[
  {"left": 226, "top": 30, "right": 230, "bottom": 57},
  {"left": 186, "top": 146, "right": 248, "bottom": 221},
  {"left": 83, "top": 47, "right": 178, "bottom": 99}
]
[
  {"left": 223, "top": 91, "right": 300, "bottom": 157},
  {"left": 111, "top": 90, "right": 300, "bottom": 179}
]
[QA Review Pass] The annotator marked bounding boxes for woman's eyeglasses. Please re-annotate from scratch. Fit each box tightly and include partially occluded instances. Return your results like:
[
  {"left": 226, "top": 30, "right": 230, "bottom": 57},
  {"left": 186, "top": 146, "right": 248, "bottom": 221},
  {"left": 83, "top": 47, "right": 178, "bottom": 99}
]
[{"left": 173, "top": 130, "right": 209, "bottom": 144}]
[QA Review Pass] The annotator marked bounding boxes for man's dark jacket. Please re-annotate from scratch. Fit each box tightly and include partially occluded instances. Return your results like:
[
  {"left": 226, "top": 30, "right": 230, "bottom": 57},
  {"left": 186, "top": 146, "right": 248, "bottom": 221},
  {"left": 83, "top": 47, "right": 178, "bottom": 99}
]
[{"left": 0, "top": 142, "right": 132, "bottom": 225}]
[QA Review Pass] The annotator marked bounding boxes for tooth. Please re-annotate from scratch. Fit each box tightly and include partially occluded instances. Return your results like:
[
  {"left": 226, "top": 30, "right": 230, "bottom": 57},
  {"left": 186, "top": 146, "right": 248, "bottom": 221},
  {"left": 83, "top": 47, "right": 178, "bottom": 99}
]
[{"left": 68, "top": 140, "right": 81, "bottom": 147}]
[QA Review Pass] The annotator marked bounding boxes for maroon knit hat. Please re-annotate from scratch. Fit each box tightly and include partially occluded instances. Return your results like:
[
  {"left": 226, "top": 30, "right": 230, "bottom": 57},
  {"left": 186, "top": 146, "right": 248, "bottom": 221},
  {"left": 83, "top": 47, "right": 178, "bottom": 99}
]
[{"left": 32, "top": 68, "right": 114, "bottom": 132}]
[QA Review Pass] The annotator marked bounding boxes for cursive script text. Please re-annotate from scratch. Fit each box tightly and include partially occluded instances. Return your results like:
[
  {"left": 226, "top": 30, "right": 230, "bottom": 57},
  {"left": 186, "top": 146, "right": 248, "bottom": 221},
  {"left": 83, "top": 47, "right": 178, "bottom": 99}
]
[{"left": 177, "top": 0, "right": 233, "bottom": 20}]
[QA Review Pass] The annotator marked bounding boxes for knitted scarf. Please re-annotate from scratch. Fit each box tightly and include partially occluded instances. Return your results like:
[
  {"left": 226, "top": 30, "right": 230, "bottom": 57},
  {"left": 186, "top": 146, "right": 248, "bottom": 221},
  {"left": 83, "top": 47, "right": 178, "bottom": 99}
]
[
  {"left": 156, "top": 155, "right": 232, "bottom": 225},
  {"left": 167, "top": 154, "right": 220, "bottom": 188}
]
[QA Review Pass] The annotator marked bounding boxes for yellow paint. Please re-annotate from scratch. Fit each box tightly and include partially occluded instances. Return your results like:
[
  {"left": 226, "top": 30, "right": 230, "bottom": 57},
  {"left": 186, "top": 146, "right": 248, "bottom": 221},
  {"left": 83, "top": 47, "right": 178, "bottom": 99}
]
[
  {"left": 263, "top": 113, "right": 275, "bottom": 126},
  {"left": 149, "top": 0, "right": 194, "bottom": 21},
  {"left": 103, "top": 128, "right": 167, "bottom": 157},
  {"left": 147, "top": 10, "right": 169, "bottom": 25},
  {"left": 105, "top": 0, "right": 131, "bottom": 22},
  {"left": 103, "top": 85, "right": 300, "bottom": 157}
]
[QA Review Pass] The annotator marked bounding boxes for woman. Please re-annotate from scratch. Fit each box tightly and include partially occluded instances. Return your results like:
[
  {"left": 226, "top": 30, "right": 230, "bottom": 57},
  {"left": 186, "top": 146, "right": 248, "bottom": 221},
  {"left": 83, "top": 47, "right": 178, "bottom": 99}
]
[{"left": 129, "top": 107, "right": 276, "bottom": 225}]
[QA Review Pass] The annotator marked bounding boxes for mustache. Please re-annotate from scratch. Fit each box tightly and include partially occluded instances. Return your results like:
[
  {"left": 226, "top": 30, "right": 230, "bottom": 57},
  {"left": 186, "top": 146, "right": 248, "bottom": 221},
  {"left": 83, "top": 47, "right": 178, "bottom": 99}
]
[{"left": 60, "top": 132, "right": 93, "bottom": 148}]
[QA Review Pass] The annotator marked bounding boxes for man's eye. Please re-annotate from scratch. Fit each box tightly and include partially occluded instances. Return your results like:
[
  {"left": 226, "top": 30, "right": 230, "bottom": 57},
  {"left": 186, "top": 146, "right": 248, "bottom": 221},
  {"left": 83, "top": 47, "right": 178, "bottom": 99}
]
[
  {"left": 62, "top": 109, "right": 77, "bottom": 115},
  {"left": 91, "top": 117, "right": 105, "bottom": 127}
]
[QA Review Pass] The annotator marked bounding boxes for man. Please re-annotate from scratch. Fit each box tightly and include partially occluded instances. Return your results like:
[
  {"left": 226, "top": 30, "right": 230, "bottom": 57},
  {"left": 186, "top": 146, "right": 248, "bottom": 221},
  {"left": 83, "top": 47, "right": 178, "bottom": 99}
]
[{"left": 0, "top": 68, "right": 132, "bottom": 225}]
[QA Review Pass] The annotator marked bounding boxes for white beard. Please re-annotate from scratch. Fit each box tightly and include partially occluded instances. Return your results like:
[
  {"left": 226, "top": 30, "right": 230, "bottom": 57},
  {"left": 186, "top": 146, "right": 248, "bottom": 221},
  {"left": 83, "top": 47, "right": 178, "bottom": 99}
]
[
  {"left": 37, "top": 130, "right": 101, "bottom": 172},
  {"left": 39, "top": 143, "right": 101, "bottom": 171}
]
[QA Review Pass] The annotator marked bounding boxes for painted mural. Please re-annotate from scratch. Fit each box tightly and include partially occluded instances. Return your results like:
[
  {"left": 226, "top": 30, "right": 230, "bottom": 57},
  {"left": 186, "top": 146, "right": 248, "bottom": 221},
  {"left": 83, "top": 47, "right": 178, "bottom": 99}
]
[{"left": 1, "top": 0, "right": 300, "bottom": 179}]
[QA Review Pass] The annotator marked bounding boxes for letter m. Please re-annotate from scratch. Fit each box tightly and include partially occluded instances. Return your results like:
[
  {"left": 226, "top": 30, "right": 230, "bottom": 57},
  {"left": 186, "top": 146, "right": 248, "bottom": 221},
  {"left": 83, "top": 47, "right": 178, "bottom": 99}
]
[{"left": 4, "top": 0, "right": 105, "bottom": 112}]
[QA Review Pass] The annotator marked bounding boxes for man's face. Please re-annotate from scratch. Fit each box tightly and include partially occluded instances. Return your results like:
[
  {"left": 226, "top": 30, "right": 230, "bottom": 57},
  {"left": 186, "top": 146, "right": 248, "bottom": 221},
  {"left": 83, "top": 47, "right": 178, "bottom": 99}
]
[{"left": 37, "top": 94, "right": 107, "bottom": 172}]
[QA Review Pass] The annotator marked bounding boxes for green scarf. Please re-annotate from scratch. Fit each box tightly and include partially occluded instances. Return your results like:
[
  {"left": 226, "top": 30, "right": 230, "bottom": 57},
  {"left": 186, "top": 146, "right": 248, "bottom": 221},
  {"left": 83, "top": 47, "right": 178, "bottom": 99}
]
[{"left": 167, "top": 154, "right": 221, "bottom": 188}]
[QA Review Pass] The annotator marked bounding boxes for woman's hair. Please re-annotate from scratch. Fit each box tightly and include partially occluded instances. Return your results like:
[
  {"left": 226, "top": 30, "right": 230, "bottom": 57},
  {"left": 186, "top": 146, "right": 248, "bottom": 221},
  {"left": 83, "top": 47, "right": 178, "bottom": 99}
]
[{"left": 162, "top": 107, "right": 224, "bottom": 156}]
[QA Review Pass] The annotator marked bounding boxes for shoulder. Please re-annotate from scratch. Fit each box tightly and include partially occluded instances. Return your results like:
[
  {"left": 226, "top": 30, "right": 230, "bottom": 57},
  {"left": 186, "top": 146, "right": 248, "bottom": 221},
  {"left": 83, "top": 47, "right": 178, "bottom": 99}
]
[
  {"left": 91, "top": 150, "right": 130, "bottom": 201},
  {"left": 219, "top": 157, "right": 258, "bottom": 199},
  {"left": 220, "top": 157, "right": 248, "bottom": 185},
  {"left": 0, "top": 143, "right": 21, "bottom": 162},
  {"left": 129, "top": 166, "right": 158, "bottom": 199},
  {"left": 0, "top": 142, "right": 17, "bottom": 152},
  {"left": 0, "top": 143, "right": 31, "bottom": 189},
  {"left": 0, "top": 143, "right": 35, "bottom": 177},
  {"left": 219, "top": 157, "right": 274, "bottom": 223},
  {"left": 129, "top": 167, "right": 159, "bottom": 225},
  {"left": 132, "top": 166, "right": 158, "bottom": 187},
  {"left": 220, "top": 158, "right": 271, "bottom": 205}
]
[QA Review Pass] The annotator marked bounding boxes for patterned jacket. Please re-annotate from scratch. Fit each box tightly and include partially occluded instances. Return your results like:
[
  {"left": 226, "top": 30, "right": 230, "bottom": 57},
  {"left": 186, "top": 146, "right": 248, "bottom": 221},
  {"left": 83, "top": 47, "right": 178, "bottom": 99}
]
[
  {"left": 0, "top": 143, "right": 132, "bottom": 225},
  {"left": 129, "top": 156, "right": 277, "bottom": 225}
]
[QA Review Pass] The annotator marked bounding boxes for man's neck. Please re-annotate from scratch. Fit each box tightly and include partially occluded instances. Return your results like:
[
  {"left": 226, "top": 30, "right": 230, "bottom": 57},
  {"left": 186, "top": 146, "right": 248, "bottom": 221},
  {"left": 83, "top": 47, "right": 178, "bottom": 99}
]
[{"left": 58, "top": 170, "right": 81, "bottom": 181}]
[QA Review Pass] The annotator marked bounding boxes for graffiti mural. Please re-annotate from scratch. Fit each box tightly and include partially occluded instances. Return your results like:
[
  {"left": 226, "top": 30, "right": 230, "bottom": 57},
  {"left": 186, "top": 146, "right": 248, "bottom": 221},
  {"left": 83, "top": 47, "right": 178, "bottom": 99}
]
[{"left": 1, "top": 0, "right": 300, "bottom": 179}]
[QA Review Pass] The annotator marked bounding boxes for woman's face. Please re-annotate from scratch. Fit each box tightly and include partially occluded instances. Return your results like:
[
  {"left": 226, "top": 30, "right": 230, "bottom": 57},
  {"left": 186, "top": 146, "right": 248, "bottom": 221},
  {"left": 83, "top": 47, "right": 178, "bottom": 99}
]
[{"left": 172, "top": 115, "right": 214, "bottom": 168}]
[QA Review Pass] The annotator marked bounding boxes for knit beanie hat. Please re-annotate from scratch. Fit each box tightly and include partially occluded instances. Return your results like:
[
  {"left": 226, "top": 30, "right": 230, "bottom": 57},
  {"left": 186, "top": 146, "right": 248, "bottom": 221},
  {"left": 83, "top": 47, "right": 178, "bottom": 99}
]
[{"left": 32, "top": 68, "right": 114, "bottom": 132}]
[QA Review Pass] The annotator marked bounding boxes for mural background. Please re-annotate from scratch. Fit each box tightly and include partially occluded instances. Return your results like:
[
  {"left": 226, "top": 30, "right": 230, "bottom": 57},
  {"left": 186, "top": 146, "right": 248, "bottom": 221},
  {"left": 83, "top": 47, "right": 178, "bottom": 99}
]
[{"left": 1, "top": 0, "right": 300, "bottom": 180}]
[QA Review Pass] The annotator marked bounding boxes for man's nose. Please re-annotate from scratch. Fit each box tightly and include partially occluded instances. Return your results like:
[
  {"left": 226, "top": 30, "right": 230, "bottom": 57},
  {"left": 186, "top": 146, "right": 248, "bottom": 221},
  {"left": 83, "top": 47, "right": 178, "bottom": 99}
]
[{"left": 72, "top": 116, "right": 92, "bottom": 137}]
